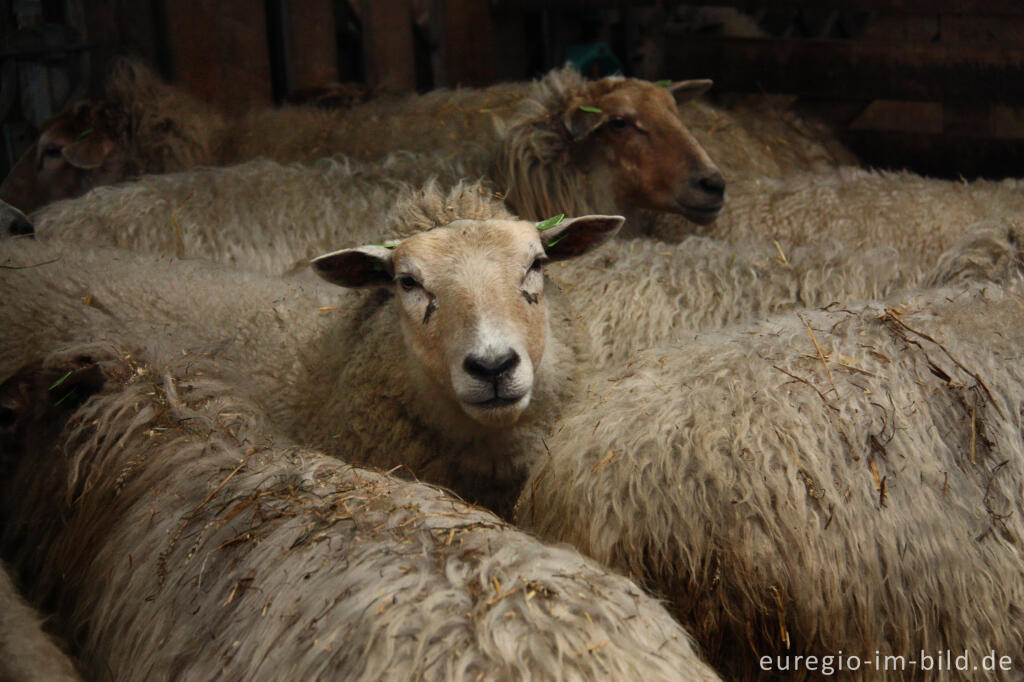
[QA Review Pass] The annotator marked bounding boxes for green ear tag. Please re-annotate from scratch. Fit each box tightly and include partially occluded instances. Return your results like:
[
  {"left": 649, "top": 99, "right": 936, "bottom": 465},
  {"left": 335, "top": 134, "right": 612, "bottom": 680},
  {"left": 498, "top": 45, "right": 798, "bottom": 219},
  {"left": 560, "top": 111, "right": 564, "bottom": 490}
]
[
  {"left": 48, "top": 370, "right": 74, "bottom": 391},
  {"left": 77, "top": 128, "right": 95, "bottom": 140},
  {"left": 654, "top": 79, "right": 672, "bottom": 87},
  {"left": 578, "top": 105, "right": 603, "bottom": 114},
  {"left": 536, "top": 214, "right": 565, "bottom": 231},
  {"left": 545, "top": 233, "right": 567, "bottom": 248}
]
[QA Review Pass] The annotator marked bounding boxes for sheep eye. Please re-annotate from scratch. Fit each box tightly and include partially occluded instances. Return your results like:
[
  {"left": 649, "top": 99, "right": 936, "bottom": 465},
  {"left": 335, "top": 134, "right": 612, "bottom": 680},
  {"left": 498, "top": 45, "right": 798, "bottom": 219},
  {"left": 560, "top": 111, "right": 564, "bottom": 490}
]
[
  {"left": 397, "top": 275, "right": 420, "bottom": 291},
  {"left": 607, "top": 116, "right": 629, "bottom": 131},
  {"left": 528, "top": 257, "right": 545, "bottom": 273},
  {"left": 41, "top": 145, "right": 63, "bottom": 159}
]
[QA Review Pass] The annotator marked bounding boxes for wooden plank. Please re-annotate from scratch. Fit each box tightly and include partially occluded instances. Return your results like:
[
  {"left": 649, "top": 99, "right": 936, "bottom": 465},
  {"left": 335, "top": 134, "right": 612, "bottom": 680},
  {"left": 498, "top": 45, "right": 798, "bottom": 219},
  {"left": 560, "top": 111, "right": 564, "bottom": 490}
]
[
  {"left": 500, "top": 0, "right": 1024, "bottom": 13},
  {"left": 286, "top": 0, "right": 339, "bottom": 91},
  {"left": 162, "top": 0, "right": 273, "bottom": 114},
  {"left": 669, "top": 0, "right": 1024, "bottom": 15},
  {"left": 434, "top": 0, "right": 497, "bottom": 88},
  {"left": 359, "top": 0, "right": 415, "bottom": 93},
  {"left": 80, "top": 0, "right": 162, "bottom": 93},
  {"left": 663, "top": 37, "right": 1024, "bottom": 104}
]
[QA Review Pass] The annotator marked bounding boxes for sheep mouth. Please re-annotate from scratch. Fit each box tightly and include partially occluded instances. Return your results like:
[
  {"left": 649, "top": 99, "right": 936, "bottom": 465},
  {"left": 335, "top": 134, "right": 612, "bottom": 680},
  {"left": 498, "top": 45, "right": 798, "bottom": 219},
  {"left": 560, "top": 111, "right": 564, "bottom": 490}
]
[
  {"left": 676, "top": 201, "right": 723, "bottom": 225},
  {"left": 469, "top": 394, "right": 526, "bottom": 409},
  {"left": 459, "top": 390, "right": 531, "bottom": 427}
]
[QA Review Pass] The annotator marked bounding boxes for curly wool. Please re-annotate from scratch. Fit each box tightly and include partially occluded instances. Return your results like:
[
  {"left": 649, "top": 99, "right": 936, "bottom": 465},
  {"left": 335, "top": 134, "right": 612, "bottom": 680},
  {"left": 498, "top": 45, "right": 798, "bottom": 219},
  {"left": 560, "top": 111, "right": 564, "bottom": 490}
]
[
  {"left": 0, "top": 345, "right": 720, "bottom": 681},
  {"left": 3, "top": 183, "right": 583, "bottom": 517},
  {"left": 518, "top": 278, "right": 1024, "bottom": 680},
  {"left": 32, "top": 156, "right": 491, "bottom": 274},
  {"left": 555, "top": 218, "right": 1024, "bottom": 367}
]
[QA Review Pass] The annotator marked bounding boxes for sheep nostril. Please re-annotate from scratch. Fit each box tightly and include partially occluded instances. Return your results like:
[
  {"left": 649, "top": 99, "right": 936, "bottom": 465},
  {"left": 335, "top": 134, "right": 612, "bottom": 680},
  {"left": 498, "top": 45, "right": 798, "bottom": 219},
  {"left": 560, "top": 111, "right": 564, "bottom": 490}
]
[
  {"left": 463, "top": 350, "right": 520, "bottom": 382},
  {"left": 8, "top": 217, "right": 34, "bottom": 237},
  {"left": 694, "top": 172, "right": 726, "bottom": 199}
]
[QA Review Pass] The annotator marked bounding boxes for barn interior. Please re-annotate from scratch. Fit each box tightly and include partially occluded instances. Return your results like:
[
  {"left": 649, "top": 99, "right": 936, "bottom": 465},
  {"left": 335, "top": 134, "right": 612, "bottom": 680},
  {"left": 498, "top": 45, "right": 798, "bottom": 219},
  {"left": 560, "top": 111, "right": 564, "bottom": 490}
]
[
  {"left": 2, "top": 2, "right": 1024, "bottom": 681},
  {"left": 3, "top": 0, "right": 1024, "bottom": 180}
]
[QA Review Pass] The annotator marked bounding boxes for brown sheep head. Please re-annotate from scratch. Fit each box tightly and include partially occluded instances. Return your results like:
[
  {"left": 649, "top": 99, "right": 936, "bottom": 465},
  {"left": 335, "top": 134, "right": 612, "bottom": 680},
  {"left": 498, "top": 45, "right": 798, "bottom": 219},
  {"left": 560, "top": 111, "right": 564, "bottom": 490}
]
[
  {"left": 0, "top": 102, "right": 128, "bottom": 214},
  {"left": 311, "top": 214, "right": 623, "bottom": 430},
  {"left": 564, "top": 77, "right": 725, "bottom": 225}
]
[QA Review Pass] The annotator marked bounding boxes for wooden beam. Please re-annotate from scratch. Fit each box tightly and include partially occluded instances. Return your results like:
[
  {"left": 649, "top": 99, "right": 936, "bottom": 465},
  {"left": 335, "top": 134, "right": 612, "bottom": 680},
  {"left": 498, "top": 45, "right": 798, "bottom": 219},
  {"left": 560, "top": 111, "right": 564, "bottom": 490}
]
[
  {"left": 360, "top": 0, "right": 415, "bottom": 93},
  {"left": 162, "top": 0, "right": 273, "bottom": 114},
  {"left": 499, "top": 0, "right": 1024, "bottom": 12},
  {"left": 668, "top": 0, "right": 1024, "bottom": 15},
  {"left": 286, "top": 0, "right": 339, "bottom": 92},
  {"left": 663, "top": 37, "right": 1024, "bottom": 104},
  {"left": 434, "top": 0, "right": 497, "bottom": 88}
]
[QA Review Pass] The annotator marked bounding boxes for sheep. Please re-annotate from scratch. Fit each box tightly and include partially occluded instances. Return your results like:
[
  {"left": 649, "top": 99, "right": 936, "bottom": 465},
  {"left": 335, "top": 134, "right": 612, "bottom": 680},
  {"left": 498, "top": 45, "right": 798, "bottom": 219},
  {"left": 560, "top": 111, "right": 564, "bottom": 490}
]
[
  {"left": 0, "top": 345, "right": 722, "bottom": 681},
  {"left": 220, "top": 78, "right": 528, "bottom": 166},
  {"left": 553, "top": 216, "right": 1024, "bottom": 367},
  {"left": 648, "top": 166, "right": 1024, "bottom": 260},
  {"left": 0, "top": 199, "right": 33, "bottom": 239},
  {"left": 516, "top": 277, "right": 1024, "bottom": 679},
  {"left": 0, "top": 59, "right": 225, "bottom": 213},
  {"left": 489, "top": 67, "right": 725, "bottom": 227},
  {"left": 0, "top": 562, "right": 81, "bottom": 682},
  {"left": 1, "top": 182, "right": 623, "bottom": 519},
  {"left": 681, "top": 94, "right": 858, "bottom": 181},
  {"left": 31, "top": 156, "right": 479, "bottom": 274},
  {"left": 12, "top": 59, "right": 726, "bottom": 232}
]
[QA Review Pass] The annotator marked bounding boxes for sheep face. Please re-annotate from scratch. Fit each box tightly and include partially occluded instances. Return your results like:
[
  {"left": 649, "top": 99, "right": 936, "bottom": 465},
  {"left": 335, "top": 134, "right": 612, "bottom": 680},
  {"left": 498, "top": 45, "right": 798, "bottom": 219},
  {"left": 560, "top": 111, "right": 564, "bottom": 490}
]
[
  {"left": 312, "top": 214, "right": 623, "bottom": 429},
  {"left": 0, "top": 104, "right": 124, "bottom": 213},
  {"left": 566, "top": 78, "right": 725, "bottom": 224}
]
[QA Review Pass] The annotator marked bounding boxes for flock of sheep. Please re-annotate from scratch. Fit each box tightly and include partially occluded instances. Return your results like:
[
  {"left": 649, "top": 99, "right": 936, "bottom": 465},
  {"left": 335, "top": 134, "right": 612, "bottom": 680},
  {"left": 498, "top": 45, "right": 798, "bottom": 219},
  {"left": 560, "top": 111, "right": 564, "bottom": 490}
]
[{"left": 1, "top": 56, "right": 1023, "bottom": 681}]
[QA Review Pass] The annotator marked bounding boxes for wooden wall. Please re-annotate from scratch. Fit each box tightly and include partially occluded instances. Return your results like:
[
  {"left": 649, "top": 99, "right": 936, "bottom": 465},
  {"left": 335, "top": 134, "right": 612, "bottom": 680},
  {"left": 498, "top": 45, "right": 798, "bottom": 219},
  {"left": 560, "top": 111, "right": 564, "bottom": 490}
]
[{"left": 4, "top": 1, "right": 1024, "bottom": 179}]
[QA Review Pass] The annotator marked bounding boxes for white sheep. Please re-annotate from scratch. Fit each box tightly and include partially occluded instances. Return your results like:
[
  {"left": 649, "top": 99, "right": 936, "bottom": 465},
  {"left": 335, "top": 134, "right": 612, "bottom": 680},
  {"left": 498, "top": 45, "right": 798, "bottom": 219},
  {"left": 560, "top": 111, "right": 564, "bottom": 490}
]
[
  {"left": 0, "top": 344, "right": 721, "bottom": 681},
  {"left": 31, "top": 156, "right": 478, "bottom": 274},
  {"left": 517, "top": 277, "right": 1024, "bottom": 679},
  {"left": 680, "top": 94, "right": 858, "bottom": 182},
  {"left": 1, "top": 183, "right": 623, "bottom": 519},
  {"left": 648, "top": 166, "right": 1024, "bottom": 259},
  {"left": 555, "top": 217, "right": 1024, "bottom": 367},
  {"left": 0, "top": 562, "right": 81, "bottom": 682}
]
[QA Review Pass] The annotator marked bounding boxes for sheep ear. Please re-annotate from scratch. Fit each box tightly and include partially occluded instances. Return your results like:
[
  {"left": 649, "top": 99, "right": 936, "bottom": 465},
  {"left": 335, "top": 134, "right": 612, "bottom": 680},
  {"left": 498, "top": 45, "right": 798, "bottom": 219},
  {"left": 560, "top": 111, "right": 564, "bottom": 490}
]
[
  {"left": 61, "top": 132, "right": 116, "bottom": 170},
  {"left": 541, "top": 215, "right": 624, "bottom": 261},
  {"left": 668, "top": 79, "right": 713, "bottom": 104},
  {"left": 311, "top": 246, "right": 395, "bottom": 288},
  {"left": 563, "top": 105, "right": 608, "bottom": 141}
]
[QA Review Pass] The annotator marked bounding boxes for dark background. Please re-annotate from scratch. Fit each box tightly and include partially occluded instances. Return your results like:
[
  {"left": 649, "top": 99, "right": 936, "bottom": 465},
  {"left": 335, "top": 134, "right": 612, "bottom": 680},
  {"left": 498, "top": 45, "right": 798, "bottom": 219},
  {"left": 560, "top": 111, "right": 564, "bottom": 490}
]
[{"left": 3, "top": 0, "right": 1024, "bottom": 180}]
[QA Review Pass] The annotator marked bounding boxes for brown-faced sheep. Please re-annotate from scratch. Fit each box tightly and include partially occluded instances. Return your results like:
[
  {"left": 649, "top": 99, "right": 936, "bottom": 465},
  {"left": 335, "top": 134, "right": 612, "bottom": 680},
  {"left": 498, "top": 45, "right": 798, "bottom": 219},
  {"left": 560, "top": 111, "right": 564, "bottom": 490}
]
[
  {"left": 0, "top": 346, "right": 722, "bottom": 681},
  {"left": 517, "top": 278, "right": 1024, "bottom": 680},
  {"left": 0, "top": 562, "right": 81, "bottom": 682},
  {"left": 1, "top": 183, "right": 621, "bottom": 519},
  {"left": 0, "top": 60, "right": 224, "bottom": 213},
  {"left": 0, "top": 199, "right": 33, "bottom": 239},
  {"left": 12, "top": 61, "right": 726, "bottom": 231}
]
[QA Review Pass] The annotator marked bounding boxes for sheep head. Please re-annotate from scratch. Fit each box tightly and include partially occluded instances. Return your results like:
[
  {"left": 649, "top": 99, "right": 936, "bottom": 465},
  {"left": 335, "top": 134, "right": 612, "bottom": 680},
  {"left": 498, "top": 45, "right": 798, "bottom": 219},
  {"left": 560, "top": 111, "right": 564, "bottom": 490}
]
[
  {"left": 564, "top": 77, "right": 725, "bottom": 224},
  {"left": 312, "top": 214, "right": 623, "bottom": 429},
  {"left": 0, "top": 102, "right": 127, "bottom": 213}
]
